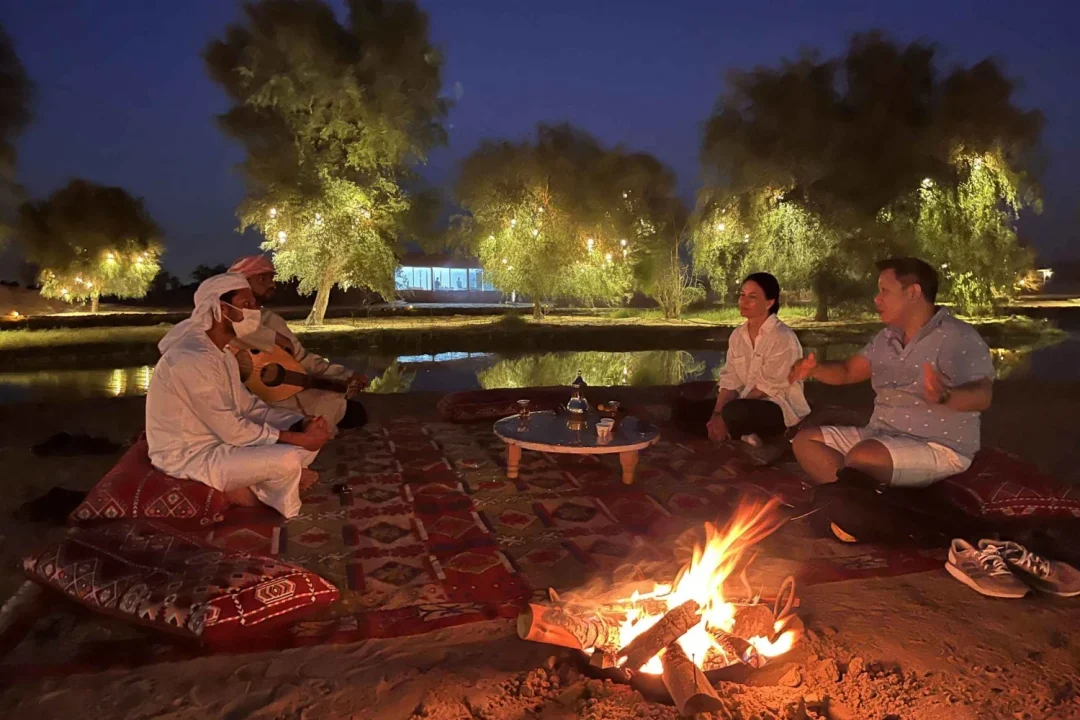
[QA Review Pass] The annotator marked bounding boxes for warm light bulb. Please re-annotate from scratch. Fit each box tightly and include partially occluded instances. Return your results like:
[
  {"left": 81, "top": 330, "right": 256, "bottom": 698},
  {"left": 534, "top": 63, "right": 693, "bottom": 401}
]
[
  {"left": 488, "top": 235, "right": 495, "bottom": 241},
  {"left": 75, "top": 276, "right": 83, "bottom": 283},
  {"left": 106, "top": 253, "right": 115, "bottom": 261},
  {"left": 315, "top": 213, "right": 322, "bottom": 221},
  {"left": 620, "top": 239, "right": 627, "bottom": 247},
  {"left": 605, "top": 253, "right": 613, "bottom": 263},
  {"left": 586, "top": 238, "right": 594, "bottom": 250},
  {"left": 278, "top": 231, "right": 287, "bottom": 242},
  {"left": 622, "top": 192, "right": 628, "bottom": 199},
  {"left": 533, "top": 229, "right": 539, "bottom": 237},
  {"left": 507, "top": 266, "right": 514, "bottom": 271},
  {"left": 502, "top": 258, "right": 508, "bottom": 265},
  {"left": 361, "top": 209, "right": 372, "bottom": 219},
  {"left": 743, "top": 234, "right": 750, "bottom": 242},
  {"left": 717, "top": 223, "right": 726, "bottom": 232},
  {"left": 269, "top": 207, "right": 278, "bottom": 218},
  {"left": 510, "top": 219, "right": 517, "bottom": 227},
  {"left": 921, "top": 178, "right": 933, "bottom": 188}
]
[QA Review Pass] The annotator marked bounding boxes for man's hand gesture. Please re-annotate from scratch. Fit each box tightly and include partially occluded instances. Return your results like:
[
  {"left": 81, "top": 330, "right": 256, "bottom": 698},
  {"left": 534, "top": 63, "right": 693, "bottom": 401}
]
[
  {"left": 345, "top": 374, "right": 369, "bottom": 399},
  {"left": 788, "top": 352, "right": 817, "bottom": 384},
  {"left": 299, "top": 416, "right": 331, "bottom": 451},
  {"left": 922, "top": 363, "right": 949, "bottom": 406},
  {"left": 706, "top": 414, "right": 730, "bottom": 442}
]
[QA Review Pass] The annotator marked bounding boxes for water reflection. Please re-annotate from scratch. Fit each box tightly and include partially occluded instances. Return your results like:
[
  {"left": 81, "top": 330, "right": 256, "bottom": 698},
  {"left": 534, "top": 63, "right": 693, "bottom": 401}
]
[
  {"left": 477, "top": 350, "right": 707, "bottom": 389},
  {"left": 0, "top": 337, "right": 1073, "bottom": 405}
]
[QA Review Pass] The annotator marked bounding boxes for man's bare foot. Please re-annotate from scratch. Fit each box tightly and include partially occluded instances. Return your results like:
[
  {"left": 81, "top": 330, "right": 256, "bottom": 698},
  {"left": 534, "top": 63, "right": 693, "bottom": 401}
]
[
  {"left": 224, "top": 487, "right": 262, "bottom": 508},
  {"left": 299, "top": 468, "right": 319, "bottom": 490}
]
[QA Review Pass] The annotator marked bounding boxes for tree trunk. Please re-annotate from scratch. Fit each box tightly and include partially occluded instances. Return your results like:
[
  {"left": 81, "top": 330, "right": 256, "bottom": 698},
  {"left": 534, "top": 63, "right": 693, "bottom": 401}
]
[
  {"left": 814, "top": 290, "right": 829, "bottom": 322},
  {"left": 306, "top": 276, "right": 333, "bottom": 326},
  {"left": 90, "top": 291, "right": 100, "bottom": 314},
  {"left": 533, "top": 298, "right": 543, "bottom": 319}
]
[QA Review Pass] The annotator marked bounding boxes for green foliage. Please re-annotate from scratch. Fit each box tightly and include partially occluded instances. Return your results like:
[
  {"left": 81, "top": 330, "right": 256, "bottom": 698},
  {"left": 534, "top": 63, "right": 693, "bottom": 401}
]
[
  {"left": 697, "top": 33, "right": 1042, "bottom": 319},
  {"left": 477, "top": 350, "right": 706, "bottom": 389},
  {"left": 650, "top": 250, "right": 706, "bottom": 320},
  {"left": 454, "top": 124, "right": 684, "bottom": 317},
  {"left": 205, "top": 0, "right": 448, "bottom": 324},
  {"left": 365, "top": 361, "right": 415, "bottom": 393},
  {"left": 16, "top": 179, "right": 163, "bottom": 312},
  {"left": 913, "top": 150, "right": 1038, "bottom": 314},
  {"left": 0, "top": 25, "right": 33, "bottom": 248}
]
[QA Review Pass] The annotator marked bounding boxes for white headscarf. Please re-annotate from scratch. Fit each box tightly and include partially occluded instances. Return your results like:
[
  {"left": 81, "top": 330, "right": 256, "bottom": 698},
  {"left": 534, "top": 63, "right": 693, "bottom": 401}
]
[{"left": 159, "top": 273, "right": 251, "bottom": 354}]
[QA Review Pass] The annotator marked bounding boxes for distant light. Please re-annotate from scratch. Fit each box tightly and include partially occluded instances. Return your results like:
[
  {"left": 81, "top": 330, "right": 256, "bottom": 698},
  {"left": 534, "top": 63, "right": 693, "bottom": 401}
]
[
  {"left": 921, "top": 178, "right": 934, "bottom": 189},
  {"left": 605, "top": 253, "right": 613, "bottom": 263},
  {"left": 507, "top": 266, "right": 513, "bottom": 271},
  {"left": 61, "top": 288, "right": 69, "bottom": 295},
  {"left": 315, "top": 213, "right": 322, "bottom": 221},
  {"left": 278, "top": 231, "right": 287, "bottom": 242},
  {"left": 586, "top": 238, "right": 594, "bottom": 250},
  {"left": 716, "top": 223, "right": 726, "bottom": 232},
  {"left": 941, "top": 263, "right": 949, "bottom": 270},
  {"left": 619, "top": 239, "right": 627, "bottom": 247},
  {"left": 510, "top": 219, "right": 517, "bottom": 227},
  {"left": 973, "top": 158, "right": 983, "bottom": 169},
  {"left": 743, "top": 234, "right": 750, "bottom": 242},
  {"left": 75, "top": 276, "right": 83, "bottom": 284},
  {"left": 532, "top": 229, "right": 539, "bottom": 237},
  {"left": 502, "top": 258, "right": 508, "bottom": 265},
  {"left": 622, "top": 192, "right": 628, "bottom": 199},
  {"left": 269, "top": 207, "right": 278, "bottom": 218},
  {"left": 86, "top": 281, "right": 93, "bottom": 288},
  {"left": 106, "top": 252, "right": 115, "bottom": 261},
  {"left": 488, "top": 235, "right": 495, "bottom": 241},
  {"left": 361, "top": 209, "right": 372, "bottom": 219},
  {"left": 622, "top": 249, "right": 628, "bottom": 258},
  {"left": 538, "top": 207, "right": 545, "bottom": 213},
  {"left": 10, "top": 310, "right": 20, "bottom": 318}
]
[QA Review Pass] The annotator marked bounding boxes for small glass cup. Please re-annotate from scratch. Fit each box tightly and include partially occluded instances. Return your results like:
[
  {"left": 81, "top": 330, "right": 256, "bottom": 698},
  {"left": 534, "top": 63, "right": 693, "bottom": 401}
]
[
  {"left": 516, "top": 399, "right": 531, "bottom": 418},
  {"left": 606, "top": 400, "right": 621, "bottom": 417}
]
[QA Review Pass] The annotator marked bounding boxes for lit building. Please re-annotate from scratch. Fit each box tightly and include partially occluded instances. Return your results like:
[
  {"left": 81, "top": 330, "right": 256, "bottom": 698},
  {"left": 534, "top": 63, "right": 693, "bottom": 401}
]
[{"left": 394, "top": 253, "right": 501, "bottom": 301}]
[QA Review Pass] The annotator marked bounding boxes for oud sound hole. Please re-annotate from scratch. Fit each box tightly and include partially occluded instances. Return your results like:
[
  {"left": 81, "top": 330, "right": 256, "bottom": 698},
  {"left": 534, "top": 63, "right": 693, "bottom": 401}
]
[{"left": 261, "top": 364, "right": 287, "bottom": 387}]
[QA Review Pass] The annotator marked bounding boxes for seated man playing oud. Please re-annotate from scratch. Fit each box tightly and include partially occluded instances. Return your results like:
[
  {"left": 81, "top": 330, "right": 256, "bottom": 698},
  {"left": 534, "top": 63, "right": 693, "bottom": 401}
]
[
  {"left": 789, "top": 258, "right": 994, "bottom": 544},
  {"left": 708, "top": 273, "right": 810, "bottom": 446},
  {"left": 228, "top": 255, "right": 368, "bottom": 433},
  {"left": 146, "top": 273, "right": 330, "bottom": 518}
]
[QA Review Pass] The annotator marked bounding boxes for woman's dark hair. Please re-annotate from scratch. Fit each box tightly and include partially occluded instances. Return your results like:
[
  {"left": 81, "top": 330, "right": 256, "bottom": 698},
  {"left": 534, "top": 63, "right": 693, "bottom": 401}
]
[{"left": 742, "top": 272, "right": 781, "bottom": 315}]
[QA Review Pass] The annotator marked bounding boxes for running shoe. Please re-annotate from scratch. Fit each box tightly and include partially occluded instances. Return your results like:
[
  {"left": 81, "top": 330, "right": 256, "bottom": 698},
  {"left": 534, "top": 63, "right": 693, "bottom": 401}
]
[
  {"left": 978, "top": 540, "right": 1080, "bottom": 598},
  {"left": 945, "top": 539, "right": 1030, "bottom": 599}
]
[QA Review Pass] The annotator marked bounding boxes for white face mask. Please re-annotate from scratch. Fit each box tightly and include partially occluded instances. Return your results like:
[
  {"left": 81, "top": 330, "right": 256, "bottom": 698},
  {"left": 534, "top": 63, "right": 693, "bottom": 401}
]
[{"left": 223, "top": 302, "right": 262, "bottom": 338}]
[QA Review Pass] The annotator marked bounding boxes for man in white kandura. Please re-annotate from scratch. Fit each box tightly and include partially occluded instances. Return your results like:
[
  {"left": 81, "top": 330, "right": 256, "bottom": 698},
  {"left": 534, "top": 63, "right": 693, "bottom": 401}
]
[
  {"left": 146, "top": 273, "right": 330, "bottom": 518},
  {"left": 228, "top": 255, "right": 368, "bottom": 433}
]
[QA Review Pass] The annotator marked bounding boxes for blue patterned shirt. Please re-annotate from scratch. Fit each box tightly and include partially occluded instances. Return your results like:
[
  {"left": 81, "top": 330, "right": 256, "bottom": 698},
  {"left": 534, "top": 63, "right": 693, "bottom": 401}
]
[{"left": 859, "top": 308, "right": 994, "bottom": 458}]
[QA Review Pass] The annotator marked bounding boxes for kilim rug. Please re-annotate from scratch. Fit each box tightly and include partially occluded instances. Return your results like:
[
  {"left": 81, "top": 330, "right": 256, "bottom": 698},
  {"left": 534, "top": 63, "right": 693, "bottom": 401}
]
[{"left": 0, "top": 418, "right": 945, "bottom": 680}]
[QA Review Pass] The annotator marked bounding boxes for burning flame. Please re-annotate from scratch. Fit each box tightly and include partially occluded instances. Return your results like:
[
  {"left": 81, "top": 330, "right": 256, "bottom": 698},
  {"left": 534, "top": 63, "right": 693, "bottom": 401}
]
[{"left": 615, "top": 498, "right": 797, "bottom": 674}]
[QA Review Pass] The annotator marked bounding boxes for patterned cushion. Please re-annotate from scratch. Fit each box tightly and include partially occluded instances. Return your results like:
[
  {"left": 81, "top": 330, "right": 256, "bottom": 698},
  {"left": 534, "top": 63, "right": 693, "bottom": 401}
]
[
  {"left": 943, "top": 448, "right": 1080, "bottom": 520},
  {"left": 22, "top": 520, "right": 339, "bottom": 646},
  {"left": 436, "top": 387, "right": 569, "bottom": 422},
  {"left": 69, "top": 434, "right": 229, "bottom": 527}
]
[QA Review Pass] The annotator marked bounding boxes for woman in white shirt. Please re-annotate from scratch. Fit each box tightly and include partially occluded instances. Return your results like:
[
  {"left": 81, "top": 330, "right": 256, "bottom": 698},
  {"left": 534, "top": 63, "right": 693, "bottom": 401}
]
[{"left": 707, "top": 273, "right": 810, "bottom": 444}]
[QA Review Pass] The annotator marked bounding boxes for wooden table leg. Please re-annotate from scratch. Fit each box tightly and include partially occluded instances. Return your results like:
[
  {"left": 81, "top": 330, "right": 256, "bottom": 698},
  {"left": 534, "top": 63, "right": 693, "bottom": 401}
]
[
  {"left": 507, "top": 444, "right": 522, "bottom": 479},
  {"left": 619, "top": 450, "right": 639, "bottom": 485}
]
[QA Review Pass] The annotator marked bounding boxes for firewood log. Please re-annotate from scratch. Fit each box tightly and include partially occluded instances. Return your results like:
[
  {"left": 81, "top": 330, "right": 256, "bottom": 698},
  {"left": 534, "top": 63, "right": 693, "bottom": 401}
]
[
  {"left": 618, "top": 599, "right": 701, "bottom": 671},
  {"left": 517, "top": 603, "right": 620, "bottom": 650},
  {"left": 661, "top": 642, "right": 724, "bottom": 716}
]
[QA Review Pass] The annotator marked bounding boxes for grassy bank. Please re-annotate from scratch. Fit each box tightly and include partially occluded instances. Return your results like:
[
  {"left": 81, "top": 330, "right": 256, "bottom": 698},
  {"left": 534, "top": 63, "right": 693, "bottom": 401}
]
[{"left": 0, "top": 309, "right": 1065, "bottom": 371}]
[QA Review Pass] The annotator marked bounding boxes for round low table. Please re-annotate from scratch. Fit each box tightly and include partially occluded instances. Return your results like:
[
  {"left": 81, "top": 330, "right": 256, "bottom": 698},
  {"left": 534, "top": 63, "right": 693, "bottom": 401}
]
[{"left": 493, "top": 411, "right": 660, "bottom": 485}]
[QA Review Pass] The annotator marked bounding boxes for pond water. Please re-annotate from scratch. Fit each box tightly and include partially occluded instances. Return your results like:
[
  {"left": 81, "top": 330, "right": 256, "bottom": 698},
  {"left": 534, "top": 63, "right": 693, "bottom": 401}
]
[{"left": 1, "top": 335, "right": 1077, "bottom": 404}]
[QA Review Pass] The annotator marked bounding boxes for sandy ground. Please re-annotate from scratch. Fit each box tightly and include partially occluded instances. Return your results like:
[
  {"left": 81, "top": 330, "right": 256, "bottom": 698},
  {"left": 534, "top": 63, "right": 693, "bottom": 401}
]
[{"left": 1, "top": 385, "right": 1080, "bottom": 719}]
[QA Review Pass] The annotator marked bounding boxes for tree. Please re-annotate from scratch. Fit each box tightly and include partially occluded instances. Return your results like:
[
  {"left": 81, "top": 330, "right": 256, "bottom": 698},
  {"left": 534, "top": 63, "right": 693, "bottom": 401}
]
[
  {"left": 17, "top": 179, "right": 163, "bottom": 312},
  {"left": 696, "top": 33, "right": 1041, "bottom": 319},
  {"left": 205, "top": 0, "right": 448, "bottom": 324},
  {"left": 454, "top": 124, "right": 679, "bottom": 317},
  {"left": 190, "top": 263, "right": 228, "bottom": 283},
  {"left": 0, "top": 25, "right": 33, "bottom": 248}
]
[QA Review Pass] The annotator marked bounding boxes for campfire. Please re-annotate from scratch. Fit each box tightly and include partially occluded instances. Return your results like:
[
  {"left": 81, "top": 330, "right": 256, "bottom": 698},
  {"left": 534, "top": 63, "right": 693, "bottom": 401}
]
[{"left": 518, "top": 498, "right": 802, "bottom": 715}]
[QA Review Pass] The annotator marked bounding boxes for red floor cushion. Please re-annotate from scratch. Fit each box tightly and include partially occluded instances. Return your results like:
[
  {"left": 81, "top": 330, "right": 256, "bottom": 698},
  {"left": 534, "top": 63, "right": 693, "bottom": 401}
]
[
  {"left": 23, "top": 519, "right": 339, "bottom": 646},
  {"left": 943, "top": 448, "right": 1080, "bottom": 520},
  {"left": 437, "top": 387, "right": 569, "bottom": 422},
  {"left": 69, "top": 434, "right": 229, "bottom": 527}
]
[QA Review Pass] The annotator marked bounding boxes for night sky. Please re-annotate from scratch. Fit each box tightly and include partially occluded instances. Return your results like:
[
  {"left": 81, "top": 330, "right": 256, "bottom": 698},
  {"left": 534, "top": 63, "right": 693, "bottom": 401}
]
[{"left": 2, "top": 0, "right": 1078, "bottom": 279}]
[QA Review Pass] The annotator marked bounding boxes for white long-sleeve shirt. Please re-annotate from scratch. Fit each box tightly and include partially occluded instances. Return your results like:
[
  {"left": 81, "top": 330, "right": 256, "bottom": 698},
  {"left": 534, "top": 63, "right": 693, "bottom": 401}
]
[
  {"left": 146, "top": 328, "right": 304, "bottom": 483},
  {"left": 716, "top": 314, "right": 810, "bottom": 427}
]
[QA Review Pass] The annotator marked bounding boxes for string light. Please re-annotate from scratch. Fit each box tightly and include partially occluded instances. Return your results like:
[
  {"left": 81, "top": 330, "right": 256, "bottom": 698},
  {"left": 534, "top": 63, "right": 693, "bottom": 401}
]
[
  {"left": 502, "top": 258, "right": 508, "bottom": 265},
  {"left": 921, "top": 178, "right": 934, "bottom": 189},
  {"left": 278, "top": 231, "right": 287, "bottom": 242},
  {"left": 106, "top": 252, "right": 115, "bottom": 261},
  {"left": 716, "top": 222, "right": 726, "bottom": 232},
  {"left": 269, "top": 208, "right": 277, "bottom": 218},
  {"left": 605, "top": 253, "right": 613, "bottom": 264},
  {"left": 361, "top": 209, "right": 372, "bottom": 219},
  {"left": 622, "top": 192, "right": 628, "bottom": 199},
  {"left": 586, "top": 238, "right": 594, "bottom": 251},
  {"left": 619, "top": 239, "right": 627, "bottom": 247},
  {"left": 743, "top": 234, "right": 750, "bottom": 242},
  {"left": 510, "top": 219, "right": 517, "bottom": 227},
  {"left": 532, "top": 229, "right": 539, "bottom": 237}
]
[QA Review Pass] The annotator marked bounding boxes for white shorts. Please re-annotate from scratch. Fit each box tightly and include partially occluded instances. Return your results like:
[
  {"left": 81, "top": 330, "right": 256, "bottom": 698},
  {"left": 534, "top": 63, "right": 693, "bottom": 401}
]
[{"left": 818, "top": 425, "right": 972, "bottom": 488}]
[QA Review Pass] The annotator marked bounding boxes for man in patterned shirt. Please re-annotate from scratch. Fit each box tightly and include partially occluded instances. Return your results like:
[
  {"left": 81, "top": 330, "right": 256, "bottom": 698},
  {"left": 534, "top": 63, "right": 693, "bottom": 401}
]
[{"left": 788, "top": 258, "right": 994, "bottom": 543}]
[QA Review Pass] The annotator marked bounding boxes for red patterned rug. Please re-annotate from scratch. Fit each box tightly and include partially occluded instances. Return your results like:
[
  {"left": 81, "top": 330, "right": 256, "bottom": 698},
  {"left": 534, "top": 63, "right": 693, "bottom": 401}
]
[{"left": 0, "top": 418, "right": 945, "bottom": 680}]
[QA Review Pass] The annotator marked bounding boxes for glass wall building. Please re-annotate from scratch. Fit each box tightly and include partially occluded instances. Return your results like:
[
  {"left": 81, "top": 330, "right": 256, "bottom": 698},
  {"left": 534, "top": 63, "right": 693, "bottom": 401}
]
[{"left": 394, "top": 254, "right": 499, "bottom": 298}]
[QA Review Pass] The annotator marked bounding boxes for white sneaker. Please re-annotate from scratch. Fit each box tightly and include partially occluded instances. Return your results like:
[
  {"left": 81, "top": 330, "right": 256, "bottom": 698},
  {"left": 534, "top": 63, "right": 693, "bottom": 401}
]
[
  {"left": 945, "top": 539, "right": 1030, "bottom": 599},
  {"left": 978, "top": 540, "right": 1080, "bottom": 598}
]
